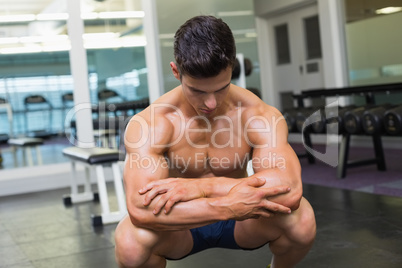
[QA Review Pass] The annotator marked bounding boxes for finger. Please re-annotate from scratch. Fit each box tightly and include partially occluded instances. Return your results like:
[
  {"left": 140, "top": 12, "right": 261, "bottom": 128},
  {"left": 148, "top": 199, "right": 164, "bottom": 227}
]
[
  {"left": 152, "top": 194, "right": 171, "bottom": 215},
  {"left": 164, "top": 195, "right": 180, "bottom": 214},
  {"left": 139, "top": 178, "right": 177, "bottom": 194},
  {"left": 252, "top": 208, "right": 273, "bottom": 219},
  {"left": 261, "top": 186, "right": 291, "bottom": 197},
  {"left": 262, "top": 200, "right": 291, "bottom": 214},
  {"left": 246, "top": 177, "right": 266, "bottom": 187},
  {"left": 258, "top": 210, "right": 274, "bottom": 218},
  {"left": 143, "top": 188, "right": 168, "bottom": 206},
  {"left": 139, "top": 182, "right": 156, "bottom": 194}
]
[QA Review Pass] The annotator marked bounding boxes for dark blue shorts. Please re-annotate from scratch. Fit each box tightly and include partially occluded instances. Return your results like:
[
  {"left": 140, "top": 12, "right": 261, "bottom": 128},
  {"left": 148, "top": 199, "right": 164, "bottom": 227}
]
[
  {"left": 167, "top": 220, "right": 267, "bottom": 260},
  {"left": 189, "top": 220, "right": 241, "bottom": 255}
]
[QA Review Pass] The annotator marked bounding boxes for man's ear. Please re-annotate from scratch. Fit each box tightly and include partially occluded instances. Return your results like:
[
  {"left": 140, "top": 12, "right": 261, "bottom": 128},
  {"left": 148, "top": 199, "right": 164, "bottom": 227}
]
[{"left": 170, "top": 62, "right": 181, "bottom": 80}]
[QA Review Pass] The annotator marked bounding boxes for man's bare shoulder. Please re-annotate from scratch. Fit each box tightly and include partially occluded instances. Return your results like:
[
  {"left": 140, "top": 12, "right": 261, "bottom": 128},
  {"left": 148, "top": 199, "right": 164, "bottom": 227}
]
[
  {"left": 231, "top": 86, "right": 282, "bottom": 123},
  {"left": 230, "top": 86, "right": 287, "bottom": 146},
  {"left": 125, "top": 88, "right": 182, "bottom": 151}
]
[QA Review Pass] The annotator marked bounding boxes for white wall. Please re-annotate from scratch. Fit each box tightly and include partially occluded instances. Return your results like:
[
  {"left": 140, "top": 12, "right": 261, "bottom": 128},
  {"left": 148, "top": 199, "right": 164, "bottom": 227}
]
[
  {"left": 253, "top": 0, "right": 348, "bottom": 108},
  {"left": 346, "top": 12, "right": 402, "bottom": 86},
  {"left": 0, "top": 162, "right": 119, "bottom": 197}
]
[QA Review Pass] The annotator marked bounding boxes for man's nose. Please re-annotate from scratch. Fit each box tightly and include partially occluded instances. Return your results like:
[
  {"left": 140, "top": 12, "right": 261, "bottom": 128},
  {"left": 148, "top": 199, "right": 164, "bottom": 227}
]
[{"left": 204, "top": 93, "right": 217, "bottom": 110}]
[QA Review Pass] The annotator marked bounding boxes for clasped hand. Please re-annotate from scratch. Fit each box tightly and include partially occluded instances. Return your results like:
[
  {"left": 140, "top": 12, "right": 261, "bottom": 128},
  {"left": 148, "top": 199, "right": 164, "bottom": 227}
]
[
  {"left": 223, "top": 177, "right": 291, "bottom": 220},
  {"left": 139, "top": 178, "right": 206, "bottom": 214},
  {"left": 138, "top": 177, "right": 291, "bottom": 219}
]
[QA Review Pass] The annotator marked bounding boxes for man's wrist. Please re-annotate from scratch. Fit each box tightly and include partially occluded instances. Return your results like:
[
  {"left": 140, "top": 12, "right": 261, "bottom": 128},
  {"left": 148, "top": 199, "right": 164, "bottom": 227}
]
[
  {"left": 200, "top": 177, "right": 214, "bottom": 197},
  {"left": 208, "top": 196, "right": 233, "bottom": 221},
  {"left": 203, "top": 176, "right": 234, "bottom": 198}
]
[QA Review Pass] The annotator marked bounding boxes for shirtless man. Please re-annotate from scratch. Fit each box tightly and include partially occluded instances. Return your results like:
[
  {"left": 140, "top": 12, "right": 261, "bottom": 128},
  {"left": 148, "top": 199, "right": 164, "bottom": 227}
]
[{"left": 115, "top": 15, "right": 316, "bottom": 268}]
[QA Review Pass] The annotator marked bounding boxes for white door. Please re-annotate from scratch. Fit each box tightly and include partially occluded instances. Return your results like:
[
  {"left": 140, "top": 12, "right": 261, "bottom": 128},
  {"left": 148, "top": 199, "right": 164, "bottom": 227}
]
[{"left": 268, "top": 4, "right": 324, "bottom": 110}]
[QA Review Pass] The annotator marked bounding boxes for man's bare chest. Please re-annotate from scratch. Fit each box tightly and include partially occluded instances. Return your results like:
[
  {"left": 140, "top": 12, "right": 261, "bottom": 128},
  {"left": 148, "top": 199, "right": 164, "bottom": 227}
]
[{"left": 166, "top": 121, "right": 252, "bottom": 177}]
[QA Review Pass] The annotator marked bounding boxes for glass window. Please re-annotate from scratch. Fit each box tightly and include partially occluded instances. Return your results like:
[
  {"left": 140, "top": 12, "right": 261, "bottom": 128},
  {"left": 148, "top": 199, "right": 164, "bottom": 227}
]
[
  {"left": 344, "top": 0, "right": 402, "bottom": 86},
  {"left": 304, "top": 15, "right": 322, "bottom": 60},
  {"left": 274, "top": 24, "right": 291, "bottom": 65}
]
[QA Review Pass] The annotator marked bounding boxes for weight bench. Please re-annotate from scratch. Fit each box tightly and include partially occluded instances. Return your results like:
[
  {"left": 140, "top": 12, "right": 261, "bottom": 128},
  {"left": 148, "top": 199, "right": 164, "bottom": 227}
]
[
  {"left": 62, "top": 146, "right": 127, "bottom": 226},
  {"left": 8, "top": 137, "right": 44, "bottom": 166}
]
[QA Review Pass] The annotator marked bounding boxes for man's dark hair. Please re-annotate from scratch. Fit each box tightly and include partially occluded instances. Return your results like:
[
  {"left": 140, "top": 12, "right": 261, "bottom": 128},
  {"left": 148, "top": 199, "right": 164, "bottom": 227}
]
[{"left": 174, "top": 15, "right": 236, "bottom": 79}]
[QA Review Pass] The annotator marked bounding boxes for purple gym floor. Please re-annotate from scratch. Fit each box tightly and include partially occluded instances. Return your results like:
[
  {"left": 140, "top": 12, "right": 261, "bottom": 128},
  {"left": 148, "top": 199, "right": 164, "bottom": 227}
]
[{"left": 292, "top": 143, "right": 402, "bottom": 198}]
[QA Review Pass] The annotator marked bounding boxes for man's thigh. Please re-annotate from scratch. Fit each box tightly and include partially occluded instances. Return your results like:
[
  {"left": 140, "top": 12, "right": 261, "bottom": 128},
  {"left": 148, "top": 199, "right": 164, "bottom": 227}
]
[
  {"left": 116, "top": 216, "right": 194, "bottom": 260},
  {"left": 154, "top": 228, "right": 194, "bottom": 260},
  {"left": 234, "top": 197, "right": 312, "bottom": 249}
]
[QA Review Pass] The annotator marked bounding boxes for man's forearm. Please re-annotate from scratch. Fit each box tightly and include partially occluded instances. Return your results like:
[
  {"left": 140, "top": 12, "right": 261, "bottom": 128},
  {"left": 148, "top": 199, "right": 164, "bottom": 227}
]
[
  {"left": 130, "top": 196, "right": 229, "bottom": 231},
  {"left": 203, "top": 176, "right": 243, "bottom": 197},
  {"left": 250, "top": 168, "right": 302, "bottom": 210},
  {"left": 203, "top": 170, "right": 301, "bottom": 210},
  {"left": 131, "top": 177, "right": 293, "bottom": 231}
]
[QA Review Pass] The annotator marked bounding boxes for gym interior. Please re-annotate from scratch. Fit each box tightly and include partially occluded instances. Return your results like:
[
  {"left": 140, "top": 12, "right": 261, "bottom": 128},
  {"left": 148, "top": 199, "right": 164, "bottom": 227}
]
[{"left": 0, "top": 0, "right": 401, "bottom": 267}]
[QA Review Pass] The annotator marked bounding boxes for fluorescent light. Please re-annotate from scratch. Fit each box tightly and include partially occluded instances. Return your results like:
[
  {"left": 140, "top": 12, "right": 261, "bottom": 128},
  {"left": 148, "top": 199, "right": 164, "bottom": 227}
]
[
  {"left": 19, "top": 35, "right": 69, "bottom": 44},
  {"left": 217, "top": 10, "right": 253, "bottom": 17},
  {"left": 81, "top": 12, "right": 99, "bottom": 20},
  {"left": 19, "top": 36, "right": 45, "bottom": 43},
  {"left": 0, "top": 33, "right": 146, "bottom": 55},
  {"left": 42, "top": 35, "right": 69, "bottom": 42},
  {"left": 98, "top": 11, "right": 144, "bottom": 19},
  {"left": 121, "top": 36, "right": 147, "bottom": 47},
  {"left": 232, "top": 29, "right": 257, "bottom": 35},
  {"left": 36, "top": 13, "right": 69, "bottom": 21},
  {"left": 0, "top": 11, "right": 144, "bottom": 24},
  {"left": 85, "top": 41, "right": 121, "bottom": 49},
  {"left": 0, "top": 39, "right": 146, "bottom": 54},
  {"left": 42, "top": 44, "right": 71, "bottom": 52},
  {"left": 0, "top": 37, "right": 19, "bottom": 45},
  {"left": 84, "top": 36, "right": 146, "bottom": 49},
  {"left": 375, "top": 7, "right": 402, "bottom": 14},
  {"left": 245, "top": 32, "right": 257, "bottom": 38},
  {"left": 159, "top": 33, "right": 175, "bottom": 39},
  {"left": 83, "top": 32, "right": 118, "bottom": 40},
  {"left": 1, "top": 46, "right": 42, "bottom": 54},
  {"left": 0, "top": 14, "right": 36, "bottom": 23}
]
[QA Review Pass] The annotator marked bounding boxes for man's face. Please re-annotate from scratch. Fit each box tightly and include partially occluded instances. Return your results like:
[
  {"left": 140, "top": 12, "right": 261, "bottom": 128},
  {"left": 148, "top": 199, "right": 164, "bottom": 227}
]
[{"left": 171, "top": 63, "right": 232, "bottom": 117}]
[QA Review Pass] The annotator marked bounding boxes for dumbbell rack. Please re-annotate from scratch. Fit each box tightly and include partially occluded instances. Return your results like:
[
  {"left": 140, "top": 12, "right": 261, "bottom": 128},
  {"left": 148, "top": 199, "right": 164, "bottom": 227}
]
[{"left": 293, "top": 82, "right": 402, "bottom": 178}]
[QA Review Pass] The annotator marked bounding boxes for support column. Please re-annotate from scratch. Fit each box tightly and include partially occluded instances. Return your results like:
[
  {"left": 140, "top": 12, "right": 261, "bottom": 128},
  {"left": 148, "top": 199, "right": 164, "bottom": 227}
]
[
  {"left": 141, "top": 0, "right": 164, "bottom": 103},
  {"left": 318, "top": 0, "right": 349, "bottom": 88},
  {"left": 66, "top": 0, "right": 95, "bottom": 148}
]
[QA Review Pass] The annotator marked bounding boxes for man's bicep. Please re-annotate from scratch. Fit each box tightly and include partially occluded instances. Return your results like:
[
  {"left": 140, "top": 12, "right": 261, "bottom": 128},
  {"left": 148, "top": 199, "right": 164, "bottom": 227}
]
[
  {"left": 248, "top": 109, "right": 301, "bottom": 187},
  {"left": 125, "top": 149, "right": 169, "bottom": 183},
  {"left": 251, "top": 143, "right": 299, "bottom": 175},
  {"left": 123, "top": 112, "right": 172, "bottom": 205},
  {"left": 124, "top": 148, "right": 169, "bottom": 205}
]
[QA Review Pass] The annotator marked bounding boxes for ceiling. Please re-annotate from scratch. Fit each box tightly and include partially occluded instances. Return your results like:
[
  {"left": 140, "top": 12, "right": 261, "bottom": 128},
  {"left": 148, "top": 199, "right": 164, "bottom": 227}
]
[
  {"left": 0, "top": 0, "right": 400, "bottom": 52},
  {"left": 0, "top": 0, "right": 144, "bottom": 53},
  {"left": 2, "top": 0, "right": 402, "bottom": 17},
  {"left": 0, "top": 0, "right": 55, "bottom": 15},
  {"left": 0, "top": 0, "right": 134, "bottom": 15},
  {"left": 345, "top": 0, "right": 402, "bottom": 22},
  {"left": 1, "top": 0, "right": 401, "bottom": 23}
]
